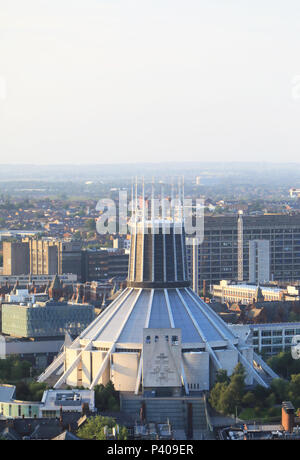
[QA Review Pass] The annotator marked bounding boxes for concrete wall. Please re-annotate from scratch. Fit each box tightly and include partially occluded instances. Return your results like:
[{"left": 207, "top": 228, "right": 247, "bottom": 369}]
[
  {"left": 142, "top": 328, "right": 182, "bottom": 389},
  {"left": 65, "top": 348, "right": 79, "bottom": 387},
  {"left": 215, "top": 349, "right": 239, "bottom": 377},
  {"left": 240, "top": 346, "right": 254, "bottom": 385},
  {"left": 182, "top": 352, "right": 209, "bottom": 391},
  {"left": 111, "top": 353, "right": 139, "bottom": 392}
]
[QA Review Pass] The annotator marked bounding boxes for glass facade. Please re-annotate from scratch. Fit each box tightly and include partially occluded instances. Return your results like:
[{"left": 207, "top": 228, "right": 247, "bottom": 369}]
[
  {"left": 186, "top": 215, "right": 300, "bottom": 288},
  {"left": 2, "top": 301, "right": 95, "bottom": 338}
]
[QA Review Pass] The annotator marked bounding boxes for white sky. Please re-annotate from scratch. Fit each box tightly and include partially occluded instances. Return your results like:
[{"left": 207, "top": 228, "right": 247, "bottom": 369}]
[{"left": 1, "top": 0, "right": 300, "bottom": 164}]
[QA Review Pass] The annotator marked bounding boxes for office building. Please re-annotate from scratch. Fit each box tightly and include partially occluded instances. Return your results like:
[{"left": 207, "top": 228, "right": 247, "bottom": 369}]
[
  {"left": 0, "top": 273, "right": 77, "bottom": 287},
  {"left": 249, "top": 239, "right": 270, "bottom": 284},
  {"left": 3, "top": 238, "right": 82, "bottom": 279},
  {"left": 249, "top": 322, "right": 300, "bottom": 356},
  {"left": 212, "top": 280, "right": 285, "bottom": 304},
  {"left": 186, "top": 214, "right": 300, "bottom": 292},
  {"left": 81, "top": 249, "right": 129, "bottom": 282},
  {"left": 1, "top": 299, "right": 95, "bottom": 339},
  {"left": 3, "top": 241, "right": 30, "bottom": 275}
]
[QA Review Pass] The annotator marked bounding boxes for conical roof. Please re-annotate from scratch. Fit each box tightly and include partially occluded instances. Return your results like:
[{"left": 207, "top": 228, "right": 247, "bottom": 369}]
[
  {"left": 78, "top": 219, "right": 238, "bottom": 348},
  {"left": 79, "top": 286, "right": 238, "bottom": 347}
]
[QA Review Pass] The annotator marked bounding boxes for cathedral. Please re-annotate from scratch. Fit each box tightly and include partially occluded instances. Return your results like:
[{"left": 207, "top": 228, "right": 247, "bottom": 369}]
[{"left": 39, "top": 200, "right": 274, "bottom": 396}]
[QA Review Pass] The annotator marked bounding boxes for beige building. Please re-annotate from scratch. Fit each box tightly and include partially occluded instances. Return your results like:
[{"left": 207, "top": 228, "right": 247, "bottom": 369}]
[
  {"left": 3, "top": 241, "right": 29, "bottom": 275},
  {"left": 3, "top": 239, "right": 82, "bottom": 278},
  {"left": 27, "top": 239, "right": 59, "bottom": 275},
  {"left": 212, "top": 280, "right": 286, "bottom": 304}
]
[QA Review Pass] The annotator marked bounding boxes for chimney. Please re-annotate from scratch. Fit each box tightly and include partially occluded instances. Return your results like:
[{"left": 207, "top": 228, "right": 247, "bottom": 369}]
[{"left": 282, "top": 401, "right": 295, "bottom": 433}]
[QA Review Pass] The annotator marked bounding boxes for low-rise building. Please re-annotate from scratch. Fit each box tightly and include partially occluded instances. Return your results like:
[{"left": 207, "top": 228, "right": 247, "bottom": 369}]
[
  {"left": 1, "top": 299, "right": 95, "bottom": 339},
  {"left": 249, "top": 322, "right": 300, "bottom": 355},
  {"left": 0, "top": 385, "right": 95, "bottom": 419},
  {"left": 212, "top": 280, "right": 296, "bottom": 305}
]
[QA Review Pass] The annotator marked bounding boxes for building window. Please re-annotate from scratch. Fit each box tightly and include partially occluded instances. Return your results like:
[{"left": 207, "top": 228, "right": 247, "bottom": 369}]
[
  {"left": 171, "top": 336, "right": 179, "bottom": 346},
  {"left": 145, "top": 336, "right": 151, "bottom": 344},
  {"left": 261, "top": 331, "right": 272, "bottom": 337},
  {"left": 285, "top": 330, "right": 295, "bottom": 336},
  {"left": 262, "top": 339, "right": 272, "bottom": 345}
]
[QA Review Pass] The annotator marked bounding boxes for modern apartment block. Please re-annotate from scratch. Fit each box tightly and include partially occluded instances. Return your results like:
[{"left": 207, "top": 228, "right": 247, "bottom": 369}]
[{"left": 187, "top": 214, "right": 300, "bottom": 291}]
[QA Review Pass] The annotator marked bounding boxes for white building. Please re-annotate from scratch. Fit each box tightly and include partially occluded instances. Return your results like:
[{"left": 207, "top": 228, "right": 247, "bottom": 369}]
[{"left": 249, "top": 239, "right": 270, "bottom": 284}]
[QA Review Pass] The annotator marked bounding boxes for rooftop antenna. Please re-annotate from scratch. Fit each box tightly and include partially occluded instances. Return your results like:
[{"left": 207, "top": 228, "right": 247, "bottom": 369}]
[
  {"left": 151, "top": 177, "right": 155, "bottom": 223},
  {"left": 142, "top": 176, "right": 145, "bottom": 224},
  {"left": 135, "top": 176, "right": 138, "bottom": 224},
  {"left": 171, "top": 177, "right": 174, "bottom": 221},
  {"left": 178, "top": 176, "right": 182, "bottom": 222},
  {"left": 161, "top": 182, "right": 165, "bottom": 220},
  {"left": 131, "top": 177, "right": 134, "bottom": 221},
  {"left": 182, "top": 175, "right": 185, "bottom": 222}
]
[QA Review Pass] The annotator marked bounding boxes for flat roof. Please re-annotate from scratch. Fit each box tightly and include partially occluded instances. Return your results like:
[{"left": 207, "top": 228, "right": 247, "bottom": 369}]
[
  {"left": 0, "top": 384, "right": 16, "bottom": 403},
  {"left": 41, "top": 389, "right": 94, "bottom": 411},
  {"left": 249, "top": 322, "right": 300, "bottom": 329}
]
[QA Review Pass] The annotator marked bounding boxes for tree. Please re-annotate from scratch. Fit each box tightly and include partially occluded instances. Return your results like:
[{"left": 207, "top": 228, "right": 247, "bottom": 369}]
[
  {"left": 232, "top": 363, "right": 246, "bottom": 380},
  {"left": 288, "top": 374, "right": 300, "bottom": 407},
  {"left": 267, "top": 351, "right": 300, "bottom": 379},
  {"left": 77, "top": 416, "right": 128, "bottom": 440},
  {"left": 270, "top": 379, "right": 289, "bottom": 403},
  {"left": 94, "top": 381, "right": 120, "bottom": 412},
  {"left": 209, "top": 365, "right": 246, "bottom": 416},
  {"left": 242, "top": 391, "right": 256, "bottom": 408},
  {"left": 209, "top": 382, "right": 229, "bottom": 414},
  {"left": 215, "top": 369, "right": 230, "bottom": 384}
]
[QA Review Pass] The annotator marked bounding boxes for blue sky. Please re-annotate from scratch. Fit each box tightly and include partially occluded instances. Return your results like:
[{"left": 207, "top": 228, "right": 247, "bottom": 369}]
[{"left": 1, "top": 0, "right": 300, "bottom": 164}]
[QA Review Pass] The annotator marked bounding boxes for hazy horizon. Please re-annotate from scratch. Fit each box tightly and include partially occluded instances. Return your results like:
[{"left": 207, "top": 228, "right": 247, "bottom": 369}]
[{"left": 1, "top": 1, "right": 300, "bottom": 164}]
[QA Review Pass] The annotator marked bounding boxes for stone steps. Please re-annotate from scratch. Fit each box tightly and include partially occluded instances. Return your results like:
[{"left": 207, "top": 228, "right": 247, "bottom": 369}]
[{"left": 121, "top": 397, "right": 208, "bottom": 430}]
